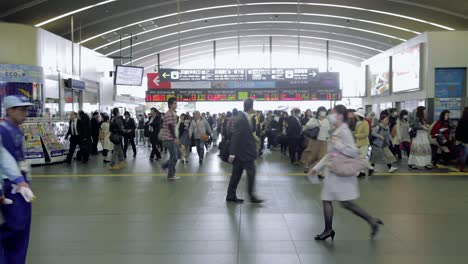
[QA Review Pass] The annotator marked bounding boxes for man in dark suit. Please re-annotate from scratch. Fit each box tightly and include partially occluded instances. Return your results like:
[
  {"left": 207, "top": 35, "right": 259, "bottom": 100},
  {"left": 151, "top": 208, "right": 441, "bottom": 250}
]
[
  {"left": 286, "top": 108, "right": 303, "bottom": 164},
  {"left": 90, "top": 112, "right": 100, "bottom": 155},
  {"left": 78, "top": 110, "right": 91, "bottom": 163},
  {"left": 226, "top": 99, "right": 263, "bottom": 204},
  {"left": 64, "top": 112, "right": 80, "bottom": 164},
  {"left": 147, "top": 108, "right": 162, "bottom": 162}
]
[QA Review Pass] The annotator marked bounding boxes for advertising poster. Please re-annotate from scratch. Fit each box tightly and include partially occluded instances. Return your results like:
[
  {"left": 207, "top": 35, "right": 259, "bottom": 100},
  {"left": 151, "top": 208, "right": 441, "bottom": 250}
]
[
  {"left": 367, "top": 58, "right": 390, "bottom": 96},
  {"left": 434, "top": 98, "right": 462, "bottom": 119},
  {"left": 435, "top": 68, "right": 466, "bottom": 98},
  {"left": 392, "top": 44, "right": 421, "bottom": 93}
]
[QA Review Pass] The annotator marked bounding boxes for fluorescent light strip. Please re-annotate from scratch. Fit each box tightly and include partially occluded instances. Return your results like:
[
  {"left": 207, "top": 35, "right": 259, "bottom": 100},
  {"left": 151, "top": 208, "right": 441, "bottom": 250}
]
[
  {"left": 95, "top": 11, "right": 415, "bottom": 51},
  {"left": 243, "top": 2, "right": 455, "bottom": 30},
  {"left": 81, "top": 1, "right": 447, "bottom": 44},
  {"left": 94, "top": 14, "right": 238, "bottom": 51},
  {"left": 120, "top": 33, "right": 382, "bottom": 66},
  {"left": 105, "top": 21, "right": 390, "bottom": 56},
  {"left": 144, "top": 45, "right": 361, "bottom": 70},
  {"left": 129, "top": 34, "right": 375, "bottom": 66},
  {"left": 35, "top": 0, "right": 117, "bottom": 27},
  {"left": 244, "top": 21, "right": 406, "bottom": 41},
  {"left": 124, "top": 31, "right": 374, "bottom": 65},
  {"left": 166, "top": 44, "right": 367, "bottom": 60}
]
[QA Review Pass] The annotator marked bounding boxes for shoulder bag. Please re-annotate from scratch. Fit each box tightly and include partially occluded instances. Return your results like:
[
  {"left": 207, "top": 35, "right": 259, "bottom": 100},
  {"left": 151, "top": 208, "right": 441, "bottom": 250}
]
[
  {"left": 303, "top": 118, "right": 320, "bottom": 139},
  {"left": 328, "top": 152, "right": 367, "bottom": 177},
  {"left": 197, "top": 121, "right": 209, "bottom": 142}
]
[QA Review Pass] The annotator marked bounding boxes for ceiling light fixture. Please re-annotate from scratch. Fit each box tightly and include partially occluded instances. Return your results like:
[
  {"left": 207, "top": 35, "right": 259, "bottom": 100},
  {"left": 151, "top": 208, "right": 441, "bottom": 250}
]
[
  {"left": 35, "top": 0, "right": 117, "bottom": 27},
  {"left": 144, "top": 45, "right": 361, "bottom": 70},
  {"left": 80, "top": 1, "right": 446, "bottom": 45},
  {"left": 124, "top": 34, "right": 380, "bottom": 66},
  {"left": 104, "top": 21, "right": 396, "bottom": 56}
]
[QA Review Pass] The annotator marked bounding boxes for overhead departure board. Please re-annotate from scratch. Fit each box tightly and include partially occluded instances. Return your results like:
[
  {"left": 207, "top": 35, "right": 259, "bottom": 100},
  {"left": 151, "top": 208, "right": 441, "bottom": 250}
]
[
  {"left": 176, "top": 90, "right": 206, "bottom": 102},
  {"left": 280, "top": 89, "right": 310, "bottom": 101},
  {"left": 146, "top": 90, "right": 176, "bottom": 102},
  {"left": 146, "top": 88, "right": 342, "bottom": 102},
  {"left": 159, "top": 68, "right": 319, "bottom": 82},
  {"left": 310, "top": 89, "right": 342, "bottom": 101},
  {"left": 247, "top": 90, "right": 280, "bottom": 101},
  {"left": 206, "top": 90, "right": 238, "bottom": 101}
]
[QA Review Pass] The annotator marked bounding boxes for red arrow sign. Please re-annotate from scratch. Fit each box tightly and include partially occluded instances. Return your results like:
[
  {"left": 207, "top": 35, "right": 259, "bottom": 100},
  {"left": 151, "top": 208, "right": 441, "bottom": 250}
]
[{"left": 147, "top": 73, "right": 171, "bottom": 89}]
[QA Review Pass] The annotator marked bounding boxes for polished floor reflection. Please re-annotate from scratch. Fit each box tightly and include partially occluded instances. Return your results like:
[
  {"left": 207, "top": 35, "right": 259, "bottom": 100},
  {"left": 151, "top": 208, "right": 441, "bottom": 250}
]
[{"left": 28, "top": 145, "right": 468, "bottom": 264}]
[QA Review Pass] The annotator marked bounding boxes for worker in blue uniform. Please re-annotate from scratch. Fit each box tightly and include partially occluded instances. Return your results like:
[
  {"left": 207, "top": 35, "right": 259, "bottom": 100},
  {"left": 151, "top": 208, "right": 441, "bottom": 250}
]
[{"left": 0, "top": 95, "right": 35, "bottom": 264}]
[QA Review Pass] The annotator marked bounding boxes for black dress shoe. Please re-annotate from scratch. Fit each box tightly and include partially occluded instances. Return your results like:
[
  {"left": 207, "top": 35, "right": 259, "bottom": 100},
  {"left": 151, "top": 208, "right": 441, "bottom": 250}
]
[
  {"left": 226, "top": 197, "right": 244, "bottom": 203},
  {"left": 250, "top": 197, "right": 264, "bottom": 204}
]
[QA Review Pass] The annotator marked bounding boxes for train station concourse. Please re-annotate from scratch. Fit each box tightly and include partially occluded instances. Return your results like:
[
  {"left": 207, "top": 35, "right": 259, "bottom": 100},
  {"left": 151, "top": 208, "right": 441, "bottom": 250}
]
[{"left": 1, "top": 0, "right": 468, "bottom": 263}]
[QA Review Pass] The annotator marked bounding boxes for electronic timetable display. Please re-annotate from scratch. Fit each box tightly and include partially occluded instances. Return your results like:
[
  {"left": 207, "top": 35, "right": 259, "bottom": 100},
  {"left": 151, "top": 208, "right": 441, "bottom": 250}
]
[
  {"left": 146, "top": 68, "right": 342, "bottom": 102},
  {"left": 146, "top": 89, "right": 342, "bottom": 102}
]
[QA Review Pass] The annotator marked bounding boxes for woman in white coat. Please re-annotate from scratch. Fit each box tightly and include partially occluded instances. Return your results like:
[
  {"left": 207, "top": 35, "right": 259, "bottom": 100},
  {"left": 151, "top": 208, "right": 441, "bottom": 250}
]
[
  {"left": 99, "top": 114, "right": 113, "bottom": 163},
  {"left": 309, "top": 105, "right": 383, "bottom": 241}
]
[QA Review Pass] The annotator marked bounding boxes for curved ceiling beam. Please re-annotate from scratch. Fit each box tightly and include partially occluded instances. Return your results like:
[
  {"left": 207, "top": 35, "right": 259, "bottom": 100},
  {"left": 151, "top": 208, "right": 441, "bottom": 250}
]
[
  {"left": 387, "top": 0, "right": 468, "bottom": 20},
  {"left": 133, "top": 29, "right": 383, "bottom": 56},
  {"left": 245, "top": 2, "right": 455, "bottom": 30},
  {"left": 93, "top": 12, "right": 414, "bottom": 51},
  {"left": 34, "top": 0, "right": 117, "bottom": 27},
  {"left": 79, "top": 1, "right": 450, "bottom": 45},
  {"left": 143, "top": 46, "right": 361, "bottom": 70},
  {"left": 125, "top": 31, "right": 375, "bottom": 62},
  {"left": 104, "top": 21, "right": 391, "bottom": 57},
  {"left": 99, "top": 26, "right": 390, "bottom": 56},
  {"left": 126, "top": 37, "right": 367, "bottom": 67}
]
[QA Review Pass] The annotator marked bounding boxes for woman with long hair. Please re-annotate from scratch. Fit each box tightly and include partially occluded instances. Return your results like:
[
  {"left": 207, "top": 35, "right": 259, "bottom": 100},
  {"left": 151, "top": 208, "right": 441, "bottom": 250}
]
[
  {"left": 431, "top": 110, "right": 454, "bottom": 167},
  {"left": 99, "top": 113, "right": 113, "bottom": 163},
  {"left": 456, "top": 107, "right": 468, "bottom": 172},
  {"left": 177, "top": 114, "right": 191, "bottom": 163},
  {"left": 396, "top": 110, "right": 411, "bottom": 158},
  {"left": 309, "top": 105, "right": 383, "bottom": 241},
  {"left": 408, "top": 106, "right": 432, "bottom": 169},
  {"left": 301, "top": 106, "right": 330, "bottom": 174}
]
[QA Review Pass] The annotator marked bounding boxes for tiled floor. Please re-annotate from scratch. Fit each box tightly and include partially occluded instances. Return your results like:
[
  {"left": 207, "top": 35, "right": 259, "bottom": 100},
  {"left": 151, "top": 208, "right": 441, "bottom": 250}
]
[{"left": 27, "top": 144, "right": 468, "bottom": 263}]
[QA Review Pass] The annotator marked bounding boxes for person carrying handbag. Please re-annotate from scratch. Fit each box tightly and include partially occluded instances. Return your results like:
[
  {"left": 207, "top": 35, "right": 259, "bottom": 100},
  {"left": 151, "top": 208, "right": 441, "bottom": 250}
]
[
  {"left": 189, "top": 111, "right": 212, "bottom": 165},
  {"left": 301, "top": 106, "right": 330, "bottom": 174},
  {"left": 308, "top": 105, "right": 383, "bottom": 241}
]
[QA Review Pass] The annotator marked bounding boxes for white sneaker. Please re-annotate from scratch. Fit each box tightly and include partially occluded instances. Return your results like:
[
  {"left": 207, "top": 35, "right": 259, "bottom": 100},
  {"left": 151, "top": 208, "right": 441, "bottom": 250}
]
[
  {"left": 388, "top": 167, "right": 398, "bottom": 173},
  {"left": 168, "top": 176, "right": 180, "bottom": 181}
]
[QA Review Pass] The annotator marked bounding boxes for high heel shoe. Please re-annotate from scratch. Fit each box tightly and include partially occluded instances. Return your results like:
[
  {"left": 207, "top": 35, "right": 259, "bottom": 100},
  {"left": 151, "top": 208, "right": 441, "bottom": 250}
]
[
  {"left": 314, "top": 230, "right": 335, "bottom": 241},
  {"left": 371, "top": 219, "right": 384, "bottom": 239}
]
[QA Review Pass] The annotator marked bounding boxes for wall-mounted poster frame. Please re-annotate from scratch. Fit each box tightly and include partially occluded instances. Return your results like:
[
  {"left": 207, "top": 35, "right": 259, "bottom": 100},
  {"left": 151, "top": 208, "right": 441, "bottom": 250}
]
[
  {"left": 392, "top": 44, "right": 422, "bottom": 94},
  {"left": 434, "top": 68, "right": 466, "bottom": 98},
  {"left": 366, "top": 57, "right": 391, "bottom": 97}
]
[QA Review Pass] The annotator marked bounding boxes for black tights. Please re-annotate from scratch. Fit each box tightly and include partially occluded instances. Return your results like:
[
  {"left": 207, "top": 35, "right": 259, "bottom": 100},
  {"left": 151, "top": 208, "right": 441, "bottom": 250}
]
[{"left": 322, "top": 201, "right": 376, "bottom": 233}]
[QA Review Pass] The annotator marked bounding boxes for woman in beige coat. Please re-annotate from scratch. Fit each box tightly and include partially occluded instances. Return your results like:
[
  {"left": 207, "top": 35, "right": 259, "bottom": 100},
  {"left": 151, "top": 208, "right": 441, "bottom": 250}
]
[
  {"left": 301, "top": 106, "right": 330, "bottom": 174},
  {"left": 309, "top": 105, "right": 383, "bottom": 241},
  {"left": 99, "top": 114, "right": 113, "bottom": 163}
]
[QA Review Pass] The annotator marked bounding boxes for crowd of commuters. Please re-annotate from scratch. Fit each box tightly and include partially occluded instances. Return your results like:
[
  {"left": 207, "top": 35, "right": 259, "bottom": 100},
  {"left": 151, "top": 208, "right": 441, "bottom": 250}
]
[
  {"left": 64, "top": 101, "right": 468, "bottom": 178},
  {"left": 2, "top": 94, "right": 468, "bottom": 263}
]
